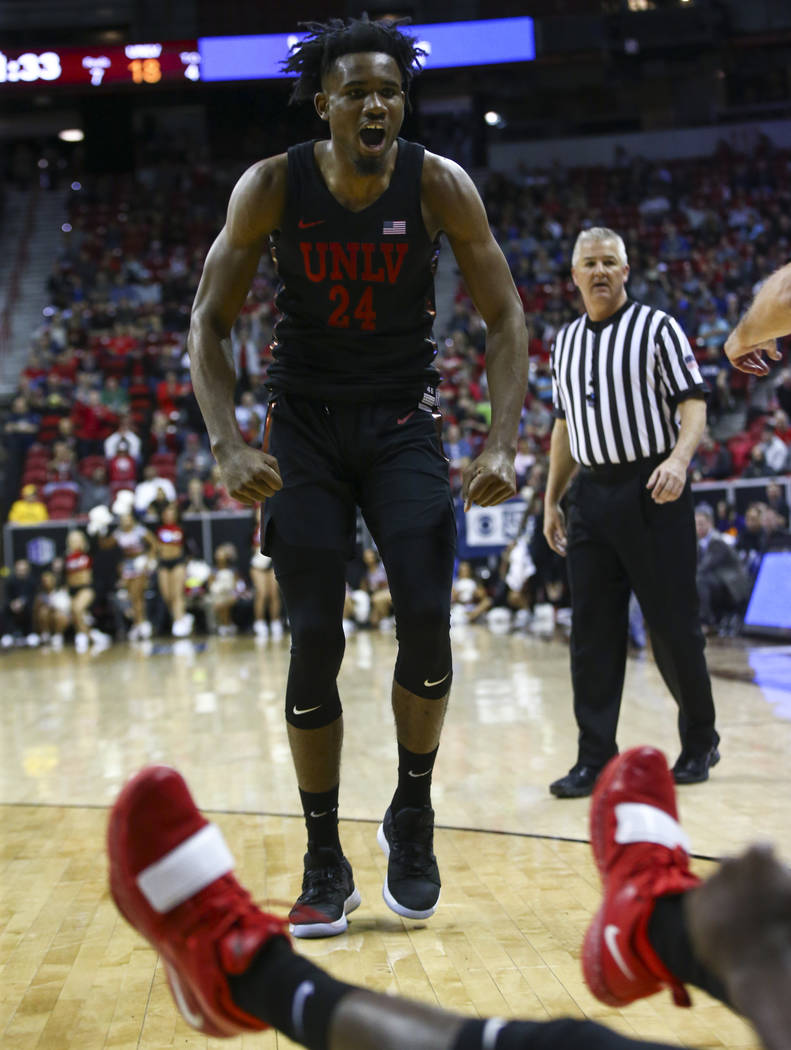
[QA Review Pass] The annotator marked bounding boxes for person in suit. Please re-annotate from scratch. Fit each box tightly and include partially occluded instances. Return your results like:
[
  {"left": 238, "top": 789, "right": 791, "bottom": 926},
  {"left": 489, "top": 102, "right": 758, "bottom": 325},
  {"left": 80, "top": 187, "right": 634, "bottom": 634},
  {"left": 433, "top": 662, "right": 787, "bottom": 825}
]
[{"left": 694, "top": 504, "right": 751, "bottom": 631}]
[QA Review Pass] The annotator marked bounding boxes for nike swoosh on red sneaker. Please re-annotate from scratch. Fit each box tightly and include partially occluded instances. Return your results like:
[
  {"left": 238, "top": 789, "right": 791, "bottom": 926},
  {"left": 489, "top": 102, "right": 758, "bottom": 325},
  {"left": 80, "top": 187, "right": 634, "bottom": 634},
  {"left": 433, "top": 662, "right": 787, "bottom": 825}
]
[
  {"left": 298, "top": 219, "right": 325, "bottom": 228},
  {"left": 397, "top": 410, "right": 416, "bottom": 425},
  {"left": 604, "top": 923, "right": 635, "bottom": 980},
  {"left": 166, "top": 963, "right": 205, "bottom": 1029}
]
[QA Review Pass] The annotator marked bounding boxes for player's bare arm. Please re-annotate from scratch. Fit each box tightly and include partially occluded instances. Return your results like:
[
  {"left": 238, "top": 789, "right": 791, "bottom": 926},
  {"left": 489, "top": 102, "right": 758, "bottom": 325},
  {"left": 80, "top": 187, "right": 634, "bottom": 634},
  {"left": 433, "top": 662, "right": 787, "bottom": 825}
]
[
  {"left": 421, "top": 152, "right": 529, "bottom": 510},
  {"left": 188, "top": 155, "right": 288, "bottom": 504},
  {"left": 646, "top": 396, "right": 706, "bottom": 504},
  {"left": 724, "top": 261, "right": 790, "bottom": 375},
  {"left": 543, "top": 418, "right": 576, "bottom": 556}
]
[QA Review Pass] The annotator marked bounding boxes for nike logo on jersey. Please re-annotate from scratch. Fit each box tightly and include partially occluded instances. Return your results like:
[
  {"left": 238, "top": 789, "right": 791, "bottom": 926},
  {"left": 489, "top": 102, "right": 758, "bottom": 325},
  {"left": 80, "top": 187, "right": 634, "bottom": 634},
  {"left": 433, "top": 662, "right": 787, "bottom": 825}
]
[
  {"left": 407, "top": 769, "right": 432, "bottom": 778},
  {"left": 397, "top": 410, "right": 416, "bottom": 425},
  {"left": 423, "top": 671, "right": 450, "bottom": 688},
  {"left": 292, "top": 704, "right": 322, "bottom": 716},
  {"left": 298, "top": 219, "right": 325, "bottom": 228},
  {"left": 604, "top": 924, "right": 635, "bottom": 980}
]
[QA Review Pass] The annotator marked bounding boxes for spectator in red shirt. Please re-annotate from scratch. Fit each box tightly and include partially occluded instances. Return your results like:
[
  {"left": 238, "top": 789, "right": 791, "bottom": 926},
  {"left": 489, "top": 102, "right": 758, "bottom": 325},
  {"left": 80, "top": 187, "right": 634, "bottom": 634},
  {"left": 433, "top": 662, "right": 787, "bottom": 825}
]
[
  {"left": 73, "top": 389, "right": 117, "bottom": 456},
  {"left": 691, "top": 428, "right": 732, "bottom": 481},
  {"left": 21, "top": 350, "right": 48, "bottom": 390},
  {"left": 48, "top": 347, "right": 79, "bottom": 387},
  {"left": 107, "top": 438, "right": 139, "bottom": 496},
  {"left": 156, "top": 370, "right": 190, "bottom": 418}
]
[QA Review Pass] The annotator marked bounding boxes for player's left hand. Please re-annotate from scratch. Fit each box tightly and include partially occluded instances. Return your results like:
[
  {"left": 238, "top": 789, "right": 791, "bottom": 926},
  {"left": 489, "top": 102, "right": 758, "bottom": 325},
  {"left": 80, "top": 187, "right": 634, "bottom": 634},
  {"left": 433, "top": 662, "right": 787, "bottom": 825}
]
[
  {"left": 462, "top": 447, "right": 517, "bottom": 511},
  {"left": 646, "top": 455, "right": 688, "bottom": 504}
]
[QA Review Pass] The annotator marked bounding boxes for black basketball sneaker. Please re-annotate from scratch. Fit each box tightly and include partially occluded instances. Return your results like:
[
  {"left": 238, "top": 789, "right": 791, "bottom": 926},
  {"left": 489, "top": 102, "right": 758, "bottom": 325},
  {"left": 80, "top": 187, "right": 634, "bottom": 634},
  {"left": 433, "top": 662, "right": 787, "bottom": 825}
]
[
  {"left": 377, "top": 805, "right": 441, "bottom": 919},
  {"left": 288, "top": 847, "right": 361, "bottom": 938}
]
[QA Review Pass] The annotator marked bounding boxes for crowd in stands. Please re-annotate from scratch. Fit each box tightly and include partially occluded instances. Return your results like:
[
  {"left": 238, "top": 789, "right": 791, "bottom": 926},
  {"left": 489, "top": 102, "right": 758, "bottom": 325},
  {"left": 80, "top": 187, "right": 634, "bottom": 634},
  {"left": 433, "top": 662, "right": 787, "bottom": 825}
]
[{"left": 2, "top": 132, "right": 791, "bottom": 649}]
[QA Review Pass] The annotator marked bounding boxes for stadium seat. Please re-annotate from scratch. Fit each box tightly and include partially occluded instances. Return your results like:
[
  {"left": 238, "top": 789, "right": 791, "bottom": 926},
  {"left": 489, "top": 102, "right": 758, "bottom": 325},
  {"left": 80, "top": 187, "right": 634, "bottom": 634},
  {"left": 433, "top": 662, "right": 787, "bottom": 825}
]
[
  {"left": 79, "top": 454, "right": 107, "bottom": 478},
  {"left": 46, "top": 490, "right": 79, "bottom": 519}
]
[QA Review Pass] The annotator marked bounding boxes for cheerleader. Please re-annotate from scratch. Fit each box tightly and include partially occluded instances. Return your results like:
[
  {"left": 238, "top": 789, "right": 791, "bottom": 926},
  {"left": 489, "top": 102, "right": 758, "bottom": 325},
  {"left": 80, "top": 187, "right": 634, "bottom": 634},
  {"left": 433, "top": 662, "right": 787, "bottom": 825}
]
[
  {"left": 155, "top": 503, "right": 193, "bottom": 637},
  {"left": 250, "top": 505, "right": 283, "bottom": 640},
  {"left": 65, "top": 529, "right": 111, "bottom": 652},
  {"left": 107, "top": 511, "right": 156, "bottom": 640}
]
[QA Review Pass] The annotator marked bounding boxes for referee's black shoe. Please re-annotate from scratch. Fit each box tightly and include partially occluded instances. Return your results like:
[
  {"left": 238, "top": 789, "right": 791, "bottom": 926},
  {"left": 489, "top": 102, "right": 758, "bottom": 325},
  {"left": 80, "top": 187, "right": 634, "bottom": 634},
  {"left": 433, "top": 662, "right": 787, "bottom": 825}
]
[
  {"left": 672, "top": 745, "right": 721, "bottom": 785},
  {"left": 377, "top": 805, "right": 441, "bottom": 919},
  {"left": 549, "top": 763, "right": 604, "bottom": 798}
]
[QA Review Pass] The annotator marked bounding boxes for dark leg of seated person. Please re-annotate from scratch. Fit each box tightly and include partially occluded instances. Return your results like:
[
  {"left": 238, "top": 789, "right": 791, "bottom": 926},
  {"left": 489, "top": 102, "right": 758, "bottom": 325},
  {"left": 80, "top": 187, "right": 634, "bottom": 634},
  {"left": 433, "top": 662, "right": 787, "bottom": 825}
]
[{"left": 109, "top": 758, "right": 791, "bottom": 1050}]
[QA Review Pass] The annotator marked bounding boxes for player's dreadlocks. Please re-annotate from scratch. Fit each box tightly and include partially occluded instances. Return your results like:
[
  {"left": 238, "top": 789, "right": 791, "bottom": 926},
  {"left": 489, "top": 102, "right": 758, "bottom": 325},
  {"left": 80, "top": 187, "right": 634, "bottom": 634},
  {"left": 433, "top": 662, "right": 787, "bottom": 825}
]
[{"left": 282, "top": 15, "right": 425, "bottom": 105}]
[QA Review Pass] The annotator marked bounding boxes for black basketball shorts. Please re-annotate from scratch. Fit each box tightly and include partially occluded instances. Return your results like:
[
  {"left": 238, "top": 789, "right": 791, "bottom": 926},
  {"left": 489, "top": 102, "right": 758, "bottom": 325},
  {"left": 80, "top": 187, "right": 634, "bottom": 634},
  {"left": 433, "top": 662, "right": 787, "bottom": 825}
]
[{"left": 261, "top": 392, "right": 455, "bottom": 558}]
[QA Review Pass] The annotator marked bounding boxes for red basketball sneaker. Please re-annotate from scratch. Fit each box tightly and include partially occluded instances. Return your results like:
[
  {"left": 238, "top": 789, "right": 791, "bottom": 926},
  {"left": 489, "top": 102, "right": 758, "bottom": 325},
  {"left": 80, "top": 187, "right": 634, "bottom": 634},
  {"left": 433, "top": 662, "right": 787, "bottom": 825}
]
[
  {"left": 583, "top": 747, "right": 701, "bottom": 1008},
  {"left": 108, "top": 766, "right": 290, "bottom": 1037}
]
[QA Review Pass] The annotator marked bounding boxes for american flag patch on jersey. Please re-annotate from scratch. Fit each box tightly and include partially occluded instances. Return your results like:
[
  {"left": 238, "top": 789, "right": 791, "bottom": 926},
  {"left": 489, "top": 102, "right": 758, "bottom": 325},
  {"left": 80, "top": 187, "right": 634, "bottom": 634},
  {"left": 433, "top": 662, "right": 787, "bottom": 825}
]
[
  {"left": 383, "top": 220, "right": 406, "bottom": 235},
  {"left": 684, "top": 354, "right": 696, "bottom": 366}
]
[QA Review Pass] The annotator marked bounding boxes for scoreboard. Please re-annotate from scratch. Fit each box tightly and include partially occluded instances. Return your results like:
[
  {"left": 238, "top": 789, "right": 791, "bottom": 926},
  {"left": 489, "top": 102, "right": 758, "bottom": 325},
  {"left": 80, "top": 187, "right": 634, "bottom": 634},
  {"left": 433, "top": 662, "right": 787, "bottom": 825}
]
[
  {"left": 0, "top": 18, "right": 535, "bottom": 90},
  {"left": 0, "top": 41, "right": 201, "bottom": 87}
]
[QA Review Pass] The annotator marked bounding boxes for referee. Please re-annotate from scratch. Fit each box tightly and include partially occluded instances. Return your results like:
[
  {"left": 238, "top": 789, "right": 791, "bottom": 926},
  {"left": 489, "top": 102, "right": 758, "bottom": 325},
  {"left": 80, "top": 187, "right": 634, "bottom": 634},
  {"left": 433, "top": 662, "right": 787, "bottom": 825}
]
[{"left": 544, "top": 227, "right": 719, "bottom": 798}]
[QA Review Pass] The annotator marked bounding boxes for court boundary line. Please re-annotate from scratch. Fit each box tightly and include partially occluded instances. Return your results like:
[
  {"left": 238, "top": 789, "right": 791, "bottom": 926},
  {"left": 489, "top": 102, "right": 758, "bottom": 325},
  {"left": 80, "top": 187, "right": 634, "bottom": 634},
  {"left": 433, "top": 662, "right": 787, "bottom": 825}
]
[{"left": 0, "top": 800, "right": 724, "bottom": 862}]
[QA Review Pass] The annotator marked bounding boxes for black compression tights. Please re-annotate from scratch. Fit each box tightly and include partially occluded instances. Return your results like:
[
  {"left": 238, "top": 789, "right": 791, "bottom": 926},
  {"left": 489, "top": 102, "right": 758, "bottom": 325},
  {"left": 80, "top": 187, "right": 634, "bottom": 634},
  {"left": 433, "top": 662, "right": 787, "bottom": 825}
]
[{"left": 271, "top": 527, "right": 456, "bottom": 727}]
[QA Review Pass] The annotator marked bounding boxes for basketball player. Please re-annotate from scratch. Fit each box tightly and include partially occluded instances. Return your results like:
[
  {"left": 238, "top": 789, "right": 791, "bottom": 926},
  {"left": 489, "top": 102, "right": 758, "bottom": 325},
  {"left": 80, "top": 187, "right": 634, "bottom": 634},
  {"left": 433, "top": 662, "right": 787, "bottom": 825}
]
[
  {"left": 108, "top": 747, "right": 791, "bottom": 1050},
  {"left": 724, "top": 260, "right": 789, "bottom": 374},
  {"left": 187, "top": 17, "right": 529, "bottom": 936}
]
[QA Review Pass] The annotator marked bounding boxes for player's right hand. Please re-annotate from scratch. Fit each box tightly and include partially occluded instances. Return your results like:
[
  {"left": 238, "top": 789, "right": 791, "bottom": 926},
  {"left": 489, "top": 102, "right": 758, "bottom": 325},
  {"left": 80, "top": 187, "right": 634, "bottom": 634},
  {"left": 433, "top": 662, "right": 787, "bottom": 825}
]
[
  {"left": 215, "top": 444, "right": 282, "bottom": 505},
  {"left": 724, "top": 335, "right": 782, "bottom": 375},
  {"left": 543, "top": 503, "right": 567, "bottom": 557}
]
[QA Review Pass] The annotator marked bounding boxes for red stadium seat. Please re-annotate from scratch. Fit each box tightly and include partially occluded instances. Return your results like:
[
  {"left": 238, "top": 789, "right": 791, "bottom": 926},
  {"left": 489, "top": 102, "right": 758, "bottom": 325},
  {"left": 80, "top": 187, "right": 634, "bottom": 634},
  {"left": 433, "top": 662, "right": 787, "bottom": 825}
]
[
  {"left": 726, "top": 434, "right": 755, "bottom": 475},
  {"left": 24, "top": 444, "right": 49, "bottom": 464},
  {"left": 149, "top": 451, "right": 176, "bottom": 470},
  {"left": 22, "top": 467, "right": 48, "bottom": 487},
  {"left": 37, "top": 414, "right": 64, "bottom": 444},
  {"left": 78, "top": 454, "right": 107, "bottom": 478},
  {"left": 46, "top": 490, "right": 79, "bottom": 518}
]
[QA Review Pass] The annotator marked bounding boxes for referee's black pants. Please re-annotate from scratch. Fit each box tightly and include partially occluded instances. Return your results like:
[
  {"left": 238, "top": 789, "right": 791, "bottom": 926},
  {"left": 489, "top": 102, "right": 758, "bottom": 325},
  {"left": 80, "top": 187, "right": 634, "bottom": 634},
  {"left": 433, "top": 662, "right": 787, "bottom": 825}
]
[{"left": 565, "top": 458, "right": 717, "bottom": 768}]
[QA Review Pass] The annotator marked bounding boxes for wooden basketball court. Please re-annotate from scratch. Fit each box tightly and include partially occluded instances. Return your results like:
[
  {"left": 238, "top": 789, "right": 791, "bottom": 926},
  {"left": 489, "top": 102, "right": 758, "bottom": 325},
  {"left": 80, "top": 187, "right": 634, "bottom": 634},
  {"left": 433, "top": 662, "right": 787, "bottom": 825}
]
[{"left": 2, "top": 625, "right": 789, "bottom": 1048}]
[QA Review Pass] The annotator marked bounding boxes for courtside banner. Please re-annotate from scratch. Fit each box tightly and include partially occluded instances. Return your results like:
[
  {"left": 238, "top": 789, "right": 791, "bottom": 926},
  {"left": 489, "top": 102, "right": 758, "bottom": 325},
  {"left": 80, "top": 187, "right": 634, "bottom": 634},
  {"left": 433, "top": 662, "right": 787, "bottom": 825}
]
[{"left": 456, "top": 498, "right": 527, "bottom": 558}]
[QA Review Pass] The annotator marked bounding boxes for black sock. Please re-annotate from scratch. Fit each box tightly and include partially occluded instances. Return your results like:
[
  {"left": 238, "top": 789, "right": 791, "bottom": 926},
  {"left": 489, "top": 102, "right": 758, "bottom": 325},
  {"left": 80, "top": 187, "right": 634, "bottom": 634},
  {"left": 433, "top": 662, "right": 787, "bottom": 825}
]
[
  {"left": 392, "top": 742, "right": 438, "bottom": 811},
  {"left": 647, "top": 894, "right": 730, "bottom": 1006},
  {"left": 299, "top": 786, "right": 341, "bottom": 853},
  {"left": 230, "top": 937, "right": 353, "bottom": 1050}
]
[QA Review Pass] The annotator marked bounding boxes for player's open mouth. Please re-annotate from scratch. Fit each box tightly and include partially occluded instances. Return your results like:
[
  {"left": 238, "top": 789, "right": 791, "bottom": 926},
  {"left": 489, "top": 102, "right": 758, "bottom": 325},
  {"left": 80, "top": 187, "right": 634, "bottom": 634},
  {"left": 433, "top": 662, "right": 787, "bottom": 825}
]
[{"left": 359, "top": 125, "right": 386, "bottom": 151}]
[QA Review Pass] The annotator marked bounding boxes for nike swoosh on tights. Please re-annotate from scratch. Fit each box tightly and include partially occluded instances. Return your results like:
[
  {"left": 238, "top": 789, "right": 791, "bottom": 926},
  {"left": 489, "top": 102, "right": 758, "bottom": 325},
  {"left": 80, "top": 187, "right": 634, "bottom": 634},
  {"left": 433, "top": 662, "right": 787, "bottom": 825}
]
[
  {"left": 298, "top": 219, "right": 325, "bottom": 228},
  {"left": 407, "top": 769, "right": 432, "bottom": 778},
  {"left": 604, "top": 924, "right": 635, "bottom": 980},
  {"left": 309, "top": 809, "right": 334, "bottom": 818},
  {"left": 292, "top": 704, "right": 321, "bottom": 716},
  {"left": 423, "top": 671, "right": 450, "bottom": 688},
  {"left": 397, "top": 410, "right": 416, "bottom": 424}
]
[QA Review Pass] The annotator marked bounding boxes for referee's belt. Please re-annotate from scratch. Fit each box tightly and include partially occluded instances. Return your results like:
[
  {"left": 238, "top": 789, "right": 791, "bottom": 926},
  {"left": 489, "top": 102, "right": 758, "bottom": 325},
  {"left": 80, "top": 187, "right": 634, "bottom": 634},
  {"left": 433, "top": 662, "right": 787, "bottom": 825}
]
[{"left": 579, "top": 453, "right": 666, "bottom": 484}]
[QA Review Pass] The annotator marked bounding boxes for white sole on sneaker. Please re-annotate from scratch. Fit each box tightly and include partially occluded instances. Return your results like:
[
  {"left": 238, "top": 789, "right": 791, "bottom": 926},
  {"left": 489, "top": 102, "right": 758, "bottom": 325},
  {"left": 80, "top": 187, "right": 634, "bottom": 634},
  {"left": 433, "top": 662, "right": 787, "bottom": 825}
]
[
  {"left": 377, "top": 823, "right": 440, "bottom": 920},
  {"left": 289, "top": 887, "right": 361, "bottom": 939}
]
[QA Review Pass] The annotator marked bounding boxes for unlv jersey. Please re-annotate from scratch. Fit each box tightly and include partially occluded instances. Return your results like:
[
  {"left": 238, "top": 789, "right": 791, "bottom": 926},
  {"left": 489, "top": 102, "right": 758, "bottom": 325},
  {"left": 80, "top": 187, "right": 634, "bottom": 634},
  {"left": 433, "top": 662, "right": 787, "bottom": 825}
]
[{"left": 268, "top": 138, "right": 440, "bottom": 402}]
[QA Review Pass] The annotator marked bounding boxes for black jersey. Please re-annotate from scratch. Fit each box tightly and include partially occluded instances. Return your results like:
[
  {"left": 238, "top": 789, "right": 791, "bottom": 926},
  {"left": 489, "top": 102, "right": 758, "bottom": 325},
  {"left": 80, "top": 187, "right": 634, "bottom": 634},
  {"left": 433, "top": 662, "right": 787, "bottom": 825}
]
[{"left": 267, "top": 138, "right": 440, "bottom": 402}]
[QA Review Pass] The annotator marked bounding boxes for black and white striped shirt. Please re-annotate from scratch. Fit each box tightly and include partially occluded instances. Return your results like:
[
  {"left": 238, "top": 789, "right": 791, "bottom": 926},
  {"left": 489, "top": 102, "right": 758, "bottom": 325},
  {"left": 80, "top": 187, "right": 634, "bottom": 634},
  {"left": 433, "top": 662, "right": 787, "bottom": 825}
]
[{"left": 550, "top": 299, "right": 706, "bottom": 467}]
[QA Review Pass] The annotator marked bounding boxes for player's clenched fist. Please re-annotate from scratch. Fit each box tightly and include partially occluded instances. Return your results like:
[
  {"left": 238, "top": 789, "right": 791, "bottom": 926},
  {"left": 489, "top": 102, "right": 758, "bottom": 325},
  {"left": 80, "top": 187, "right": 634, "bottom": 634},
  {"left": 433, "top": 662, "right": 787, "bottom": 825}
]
[{"left": 216, "top": 444, "right": 282, "bottom": 505}]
